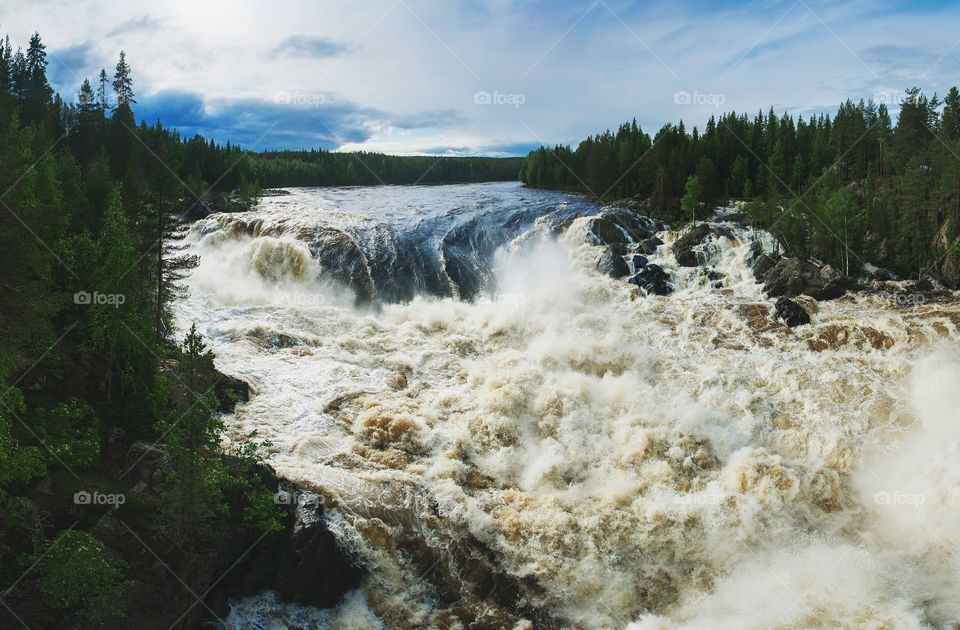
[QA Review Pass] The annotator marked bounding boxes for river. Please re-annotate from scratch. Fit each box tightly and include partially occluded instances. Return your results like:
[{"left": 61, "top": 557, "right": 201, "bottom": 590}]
[{"left": 175, "top": 181, "right": 960, "bottom": 629}]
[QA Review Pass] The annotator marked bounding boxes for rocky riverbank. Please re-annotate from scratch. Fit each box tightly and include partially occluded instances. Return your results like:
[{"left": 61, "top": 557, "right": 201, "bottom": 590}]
[
  {"left": 582, "top": 204, "right": 950, "bottom": 328},
  {"left": 0, "top": 367, "right": 362, "bottom": 630}
]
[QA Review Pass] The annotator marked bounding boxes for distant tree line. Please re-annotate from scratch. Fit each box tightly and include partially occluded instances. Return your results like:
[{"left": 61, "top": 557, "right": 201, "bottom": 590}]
[
  {"left": 521, "top": 89, "right": 960, "bottom": 284},
  {"left": 250, "top": 150, "right": 522, "bottom": 187}
]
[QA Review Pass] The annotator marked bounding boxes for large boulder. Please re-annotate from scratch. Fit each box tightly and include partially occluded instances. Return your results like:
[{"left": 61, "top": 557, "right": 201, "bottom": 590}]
[
  {"left": 635, "top": 236, "right": 664, "bottom": 255},
  {"left": 672, "top": 224, "right": 713, "bottom": 267},
  {"left": 751, "top": 253, "right": 780, "bottom": 279},
  {"left": 762, "top": 258, "right": 849, "bottom": 301},
  {"left": 587, "top": 210, "right": 658, "bottom": 245},
  {"left": 124, "top": 441, "right": 171, "bottom": 492},
  {"left": 628, "top": 264, "right": 672, "bottom": 296},
  {"left": 203, "top": 481, "right": 364, "bottom": 621},
  {"left": 273, "top": 491, "right": 363, "bottom": 606},
  {"left": 596, "top": 246, "right": 630, "bottom": 279},
  {"left": 214, "top": 371, "right": 249, "bottom": 413},
  {"left": 704, "top": 268, "right": 725, "bottom": 288},
  {"left": 775, "top": 297, "right": 811, "bottom": 327}
]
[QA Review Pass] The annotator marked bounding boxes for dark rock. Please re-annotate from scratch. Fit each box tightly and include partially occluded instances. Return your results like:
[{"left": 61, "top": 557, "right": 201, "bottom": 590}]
[
  {"left": 214, "top": 372, "right": 249, "bottom": 413},
  {"left": 636, "top": 236, "right": 664, "bottom": 255},
  {"left": 124, "top": 441, "right": 171, "bottom": 491},
  {"left": 713, "top": 225, "right": 737, "bottom": 240},
  {"left": 751, "top": 253, "right": 779, "bottom": 280},
  {"left": 762, "top": 258, "right": 849, "bottom": 301},
  {"left": 273, "top": 491, "right": 363, "bottom": 606},
  {"left": 179, "top": 198, "right": 215, "bottom": 222},
  {"left": 203, "top": 476, "right": 363, "bottom": 622},
  {"left": 705, "top": 268, "right": 725, "bottom": 288},
  {"left": 861, "top": 264, "right": 899, "bottom": 282},
  {"left": 673, "top": 224, "right": 713, "bottom": 267},
  {"left": 763, "top": 258, "right": 807, "bottom": 296},
  {"left": 775, "top": 297, "right": 811, "bottom": 327},
  {"left": 596, "top": 247, "right": 630, "bottom": 279},
  {"left": 587, "top": 210, "right": 658, "bottom": 245},
  {"left": 628, "top": 264, "right": 673, "bottom": 296},
  {"left": 631, "top": 255, "right": 648, "bottom": 271},
  {"left": 809, "top": 265, "right": 848, "bottom": 300},
  {"left": 180, "top": 194, "right": 254, "bottom": 222},
  {"left": 590, "top": 217, "right": 630, "bottom": 245}
]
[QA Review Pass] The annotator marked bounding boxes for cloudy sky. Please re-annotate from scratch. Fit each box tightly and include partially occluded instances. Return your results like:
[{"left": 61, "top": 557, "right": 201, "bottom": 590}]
[{"left": 2, "top": 0, "right": 959, "bottom": 155}]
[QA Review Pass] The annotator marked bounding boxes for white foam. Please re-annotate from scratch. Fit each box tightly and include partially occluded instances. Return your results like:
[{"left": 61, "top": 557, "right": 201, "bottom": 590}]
[{"left": 175, "top": 186, "right": 960, "bottom": 628}]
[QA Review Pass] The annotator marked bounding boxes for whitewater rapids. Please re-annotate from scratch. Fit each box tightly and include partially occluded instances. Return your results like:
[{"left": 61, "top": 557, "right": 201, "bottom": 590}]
[{"left": 175, "top": 182, "right": 960, "bottom": 629}]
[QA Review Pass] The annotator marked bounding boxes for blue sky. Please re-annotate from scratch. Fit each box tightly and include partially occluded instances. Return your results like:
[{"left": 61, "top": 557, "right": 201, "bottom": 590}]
[{"left": 3, "top": 0, "right": 960, "bottom": 155}]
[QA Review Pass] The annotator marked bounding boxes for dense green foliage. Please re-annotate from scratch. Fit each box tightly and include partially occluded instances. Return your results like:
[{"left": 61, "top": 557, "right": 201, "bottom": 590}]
[
  {"left": 521, "top": 89, "right": 960, "bottom": 282},
  {"left": 0, "top": 32, "right": 288, "bottom": 626},
  {"left": 33, "top": 530, "right": 127, "bottom": 622}
]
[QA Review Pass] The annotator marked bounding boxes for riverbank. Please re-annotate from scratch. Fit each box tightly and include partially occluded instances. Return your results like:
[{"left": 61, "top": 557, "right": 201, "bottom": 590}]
[{"left": 0, "top": 358, "right": 361, "bottom": 630}]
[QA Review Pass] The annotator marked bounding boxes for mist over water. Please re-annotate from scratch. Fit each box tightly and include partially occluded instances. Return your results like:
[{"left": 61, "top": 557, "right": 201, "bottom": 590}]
[{"left": 175, "top": 182, "right": 960, "bottom": 629}]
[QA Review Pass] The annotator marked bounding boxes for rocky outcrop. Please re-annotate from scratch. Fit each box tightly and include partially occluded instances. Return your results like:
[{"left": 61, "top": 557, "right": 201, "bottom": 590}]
[
  {"left": 635, "top": 236, "right": 663, "bottom": 255},
  {"left": 271, "top": 491, "right": 363, "bottom": 606},
  {"left": 671, "top": 223, "right": 740, "bottom": 267},
  {"left": 204, "top": 484, "right": 363, "bottom": 616},
  {"left": 751, "top": 253, "right": 779, "bottom": 279},
  {"left": 180, "top": 194, "right": 255, "bottom": 222},
  {"left": 96, "top": 469, "right": 363, "bottom": 630},
  {"left": 214, "top": 371, "right": 249, "bottom": 413},
  {"left": 628, "top": 264, "right": 672, "bottom": 295},
  {"left": 586, "top": 209, "right": 659, "bottom": 246},
  {"left": 124, "top": 441, "right": 171, "bottom": 492},
  {"left": 775, "top": 297, "right": 811, "bottom": 327},
  {"left": 672, "top": 224, "right": 713, "bottom": 267},
  {"left": 596, "top": 246, "right": 630, "bottom": 278},
  {"left": 762, "top": 258, "right": 850, "bottom": 301}
]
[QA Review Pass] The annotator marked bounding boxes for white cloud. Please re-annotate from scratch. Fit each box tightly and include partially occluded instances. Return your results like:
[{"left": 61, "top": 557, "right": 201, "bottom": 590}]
[{"left": 3, "top": 0, "right": 959, "bottom": 154}]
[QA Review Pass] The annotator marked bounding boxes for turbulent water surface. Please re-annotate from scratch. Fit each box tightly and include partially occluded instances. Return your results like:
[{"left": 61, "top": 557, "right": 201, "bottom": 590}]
[{"left": 175, "top": 182, "right": 960, "bottom": 629}]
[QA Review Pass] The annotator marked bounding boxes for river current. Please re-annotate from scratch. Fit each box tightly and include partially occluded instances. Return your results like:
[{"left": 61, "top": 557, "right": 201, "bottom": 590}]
[{"left": 174, "top": 182, "right": 960, "bottom": 629}]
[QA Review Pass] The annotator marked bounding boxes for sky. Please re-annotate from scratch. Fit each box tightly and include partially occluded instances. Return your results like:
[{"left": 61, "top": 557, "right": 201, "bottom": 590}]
[{"left": 2, "top": 0, "right": 959, "bottom": 155}]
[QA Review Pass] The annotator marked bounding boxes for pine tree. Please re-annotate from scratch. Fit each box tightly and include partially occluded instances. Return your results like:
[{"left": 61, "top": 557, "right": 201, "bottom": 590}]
[
  {"left": 112, "top": 51, "right": 135, "bottom": 106},
  {"left": 96, "top": 68, "right": 109, "bottom": 110}
]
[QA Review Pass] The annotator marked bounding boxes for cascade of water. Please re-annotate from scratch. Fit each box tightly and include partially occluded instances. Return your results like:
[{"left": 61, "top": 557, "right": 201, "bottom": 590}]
[{"left": 177, "top": 183, "right": 960, "bottom": 629}]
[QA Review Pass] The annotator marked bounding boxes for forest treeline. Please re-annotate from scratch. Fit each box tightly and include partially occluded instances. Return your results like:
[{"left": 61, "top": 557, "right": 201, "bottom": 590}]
[
  {"left": 250, "top": 150, "right": 521, "bottom": 187},
  {"left": 0, "top": 32, "right": 303, "bottom": 627},
  {"left": 520, "top": 89, "right": 960, "bottom": 285}
]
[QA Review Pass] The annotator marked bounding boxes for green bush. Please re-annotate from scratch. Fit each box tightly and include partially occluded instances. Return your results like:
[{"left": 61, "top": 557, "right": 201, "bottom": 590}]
[{"left": 34, "top": 530, "right": 126, "bottom": 623}]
